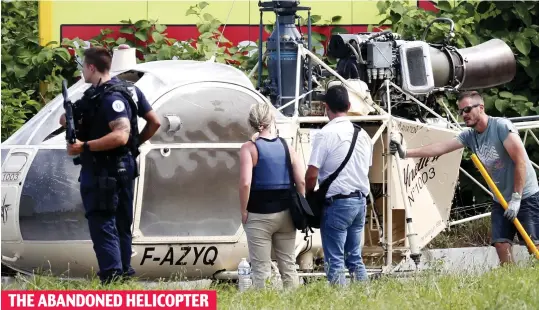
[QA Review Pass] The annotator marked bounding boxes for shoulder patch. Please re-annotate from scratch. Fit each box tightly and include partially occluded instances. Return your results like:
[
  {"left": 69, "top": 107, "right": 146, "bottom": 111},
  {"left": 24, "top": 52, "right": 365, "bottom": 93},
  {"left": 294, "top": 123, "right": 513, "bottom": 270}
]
[{"left": 112, "top": 100, "right": 126, "bottom": 112}]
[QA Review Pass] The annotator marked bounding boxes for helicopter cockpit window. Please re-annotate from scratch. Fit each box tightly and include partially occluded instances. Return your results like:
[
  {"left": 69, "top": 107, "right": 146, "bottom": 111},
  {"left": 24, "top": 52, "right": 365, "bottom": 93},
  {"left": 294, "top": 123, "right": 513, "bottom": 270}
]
[
  {"left": 139, "top": 148, "right": 242, "bottom": 237},
  {"left": 115, "top": 70, "right": 144, "bottom": 83},
  {"left": 138, "top": 84, "right": 270, "bottom": 238},
  {"left": 19, "top": 149, "right": 90, "bottom": 241},
  {"left": 122, "top": 71, "right": 165, "bottom": 104},
  {"left": 148, "top": 85, "right": 266, "bottom": 144},
  {"left": 1, "top": 149, "right": 9, "bottom": 166}
]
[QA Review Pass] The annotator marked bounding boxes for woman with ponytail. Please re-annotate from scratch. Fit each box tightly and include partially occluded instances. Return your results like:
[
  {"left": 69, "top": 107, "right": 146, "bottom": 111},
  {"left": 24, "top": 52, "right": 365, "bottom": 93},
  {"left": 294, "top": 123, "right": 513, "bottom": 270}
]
[{"left": 238, "top": 102, "right": 305, "bottom": 290}]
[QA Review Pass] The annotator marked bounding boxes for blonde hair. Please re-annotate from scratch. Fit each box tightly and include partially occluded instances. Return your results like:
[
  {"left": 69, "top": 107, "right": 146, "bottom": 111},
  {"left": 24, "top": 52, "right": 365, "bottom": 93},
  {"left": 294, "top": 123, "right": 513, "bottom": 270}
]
[
  {"left": 248, "top": 103, "right": 276, "bottom": 142},
  {"left": 248, "top": 103, "right": 275, "bottom": 132}
]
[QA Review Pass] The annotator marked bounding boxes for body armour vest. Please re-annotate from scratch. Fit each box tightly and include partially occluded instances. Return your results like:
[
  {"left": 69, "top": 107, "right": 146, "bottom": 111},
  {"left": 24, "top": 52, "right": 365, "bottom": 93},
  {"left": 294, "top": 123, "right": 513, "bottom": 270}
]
[
  {"left": 75, "top": 79, "right": 140, "bottom": 160},
  {"left": 251, "top": 137, "right": 291, "bottom": 190}
]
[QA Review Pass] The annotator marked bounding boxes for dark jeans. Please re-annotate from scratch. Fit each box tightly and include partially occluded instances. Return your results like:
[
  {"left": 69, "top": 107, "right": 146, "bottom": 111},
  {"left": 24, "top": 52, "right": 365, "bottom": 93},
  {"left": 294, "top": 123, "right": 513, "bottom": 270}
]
[
  {"left": 491, "top": 191, "right": 539, "bottom": 246},
  {"left": 320, "top": 196, "right": 368, "bottom": 286}
]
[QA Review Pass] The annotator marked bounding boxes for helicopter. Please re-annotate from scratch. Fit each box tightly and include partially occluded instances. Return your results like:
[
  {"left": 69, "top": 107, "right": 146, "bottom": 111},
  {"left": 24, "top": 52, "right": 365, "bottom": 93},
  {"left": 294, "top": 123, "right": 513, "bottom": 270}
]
[{"left": 2, "top": 0, "right": 536, "bottom": 282}]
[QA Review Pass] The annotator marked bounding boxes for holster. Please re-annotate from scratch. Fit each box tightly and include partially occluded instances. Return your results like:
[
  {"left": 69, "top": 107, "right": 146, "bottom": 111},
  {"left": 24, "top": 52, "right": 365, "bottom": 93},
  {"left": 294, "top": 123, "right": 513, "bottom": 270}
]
[
  {"left": 115, "top": 160, "right": 125, "bottom": 185},
  {"left": 94, "top": 169, "right": 118, "bottom": 213},
  {"left": 82, "top": 151, "right": 134, "bottom": 214}
]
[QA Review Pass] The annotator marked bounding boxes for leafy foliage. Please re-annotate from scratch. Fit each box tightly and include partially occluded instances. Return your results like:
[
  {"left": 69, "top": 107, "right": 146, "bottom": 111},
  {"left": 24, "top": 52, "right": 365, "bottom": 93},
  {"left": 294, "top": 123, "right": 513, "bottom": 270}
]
[
  {"left": 376, "top": 0, "right": 539, "bottom": 212},
  {"left": 1, "top": 1, "right": 78, "bottom": 141},
  {"left": 376, "top": 0, "right": 539, "bottom": 117},
  {"left": 61, "top": 3, "right": 263, "bottom": 83},
  {"left": 0, "top": 82, "right": 41, "bottom": 142}
]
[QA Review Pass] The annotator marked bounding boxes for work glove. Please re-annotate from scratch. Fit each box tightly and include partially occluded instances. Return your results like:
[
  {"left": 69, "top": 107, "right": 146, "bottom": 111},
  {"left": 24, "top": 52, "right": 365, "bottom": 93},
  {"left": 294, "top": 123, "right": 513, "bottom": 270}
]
[
  {"left": 389, "top": 135, "right": 406, "bottom": 159},
  {"left": 504, "top": 192, "right": 522, "bottom": 222}
]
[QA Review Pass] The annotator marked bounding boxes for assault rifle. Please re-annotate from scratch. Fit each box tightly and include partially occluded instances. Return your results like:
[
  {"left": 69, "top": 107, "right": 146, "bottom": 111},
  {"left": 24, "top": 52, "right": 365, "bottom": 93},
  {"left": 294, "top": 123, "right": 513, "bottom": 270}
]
[
  {"left": 62, "top": 80, "right": 81, "bottom": 165},
  {"left": 62, "top": 79, "right": 76, "bottom": 145}
]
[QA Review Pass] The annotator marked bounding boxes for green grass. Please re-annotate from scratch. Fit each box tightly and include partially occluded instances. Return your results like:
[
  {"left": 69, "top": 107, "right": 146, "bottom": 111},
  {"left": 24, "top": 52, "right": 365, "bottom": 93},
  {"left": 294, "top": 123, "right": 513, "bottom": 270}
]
[
  {"left": 428, "top": 217, "right": 492, "bottom": 249},
  {"left": 3, "top": 260, "right": 539, "bottom": 309},
  {"left": 2, "top": 217, "right": 533, "bottom": 309}
]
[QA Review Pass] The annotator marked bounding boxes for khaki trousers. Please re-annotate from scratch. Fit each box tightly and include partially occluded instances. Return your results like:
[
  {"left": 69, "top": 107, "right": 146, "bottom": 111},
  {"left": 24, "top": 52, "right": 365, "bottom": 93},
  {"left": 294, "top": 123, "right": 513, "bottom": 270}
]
[{"left": 244, "top": 209, "right": 299, "bottom": 289}]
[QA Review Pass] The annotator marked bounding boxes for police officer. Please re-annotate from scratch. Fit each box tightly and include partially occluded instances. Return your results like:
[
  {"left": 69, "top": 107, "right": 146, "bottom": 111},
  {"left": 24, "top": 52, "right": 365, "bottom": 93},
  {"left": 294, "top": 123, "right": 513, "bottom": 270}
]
[{"left": 60, "top": 47, "right": 161, "bottom": 284}]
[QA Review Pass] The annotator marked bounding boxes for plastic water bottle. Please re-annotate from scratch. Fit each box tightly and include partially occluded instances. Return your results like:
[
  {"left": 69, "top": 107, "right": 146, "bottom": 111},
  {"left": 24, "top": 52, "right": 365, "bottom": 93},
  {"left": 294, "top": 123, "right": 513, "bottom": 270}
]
[{"left": 238, "top": 258, "right": 252, "bottom": 292}]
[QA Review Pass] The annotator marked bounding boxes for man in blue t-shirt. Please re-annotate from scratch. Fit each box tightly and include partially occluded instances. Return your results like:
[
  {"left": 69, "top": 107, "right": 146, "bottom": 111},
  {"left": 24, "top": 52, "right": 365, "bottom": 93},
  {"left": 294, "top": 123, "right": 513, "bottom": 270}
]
[
  {"left": 390, "top": 91, "right": 539, "bottom": 265},
  {"left": 60, "top": 47, "right": 161, "bottom": 283}
]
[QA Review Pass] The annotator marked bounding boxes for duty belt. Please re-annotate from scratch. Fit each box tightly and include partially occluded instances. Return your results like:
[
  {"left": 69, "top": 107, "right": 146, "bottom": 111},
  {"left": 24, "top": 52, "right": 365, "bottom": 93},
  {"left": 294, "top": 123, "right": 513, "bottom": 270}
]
[{"left": 325, "top": 190, "right": 364, "bottom": 203}]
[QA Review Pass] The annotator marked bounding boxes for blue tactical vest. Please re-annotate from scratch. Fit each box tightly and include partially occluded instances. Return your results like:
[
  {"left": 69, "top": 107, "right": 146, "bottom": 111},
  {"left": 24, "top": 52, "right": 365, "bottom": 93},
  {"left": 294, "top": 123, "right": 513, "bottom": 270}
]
[{"left": 251, "top": 137, "right": 291, "bottom": 190}]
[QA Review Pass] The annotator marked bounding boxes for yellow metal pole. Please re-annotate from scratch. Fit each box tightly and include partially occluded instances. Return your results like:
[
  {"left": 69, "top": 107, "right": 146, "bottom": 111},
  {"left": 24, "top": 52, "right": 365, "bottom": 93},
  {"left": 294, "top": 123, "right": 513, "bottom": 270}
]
[{"left": 470, "top": 154, "right": 539, "bottom": 260}]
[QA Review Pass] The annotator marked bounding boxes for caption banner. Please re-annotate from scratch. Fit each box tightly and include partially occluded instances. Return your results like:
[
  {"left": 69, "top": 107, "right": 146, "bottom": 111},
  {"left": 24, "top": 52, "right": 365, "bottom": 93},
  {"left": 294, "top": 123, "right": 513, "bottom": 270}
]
[{"left": 2, "top": 291, "right": 217, "bottom": 309}]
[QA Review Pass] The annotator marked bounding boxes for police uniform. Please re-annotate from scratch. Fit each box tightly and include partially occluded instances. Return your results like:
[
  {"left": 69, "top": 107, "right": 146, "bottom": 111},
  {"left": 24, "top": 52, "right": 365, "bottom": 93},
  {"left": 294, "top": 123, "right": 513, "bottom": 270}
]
[{"left": 74, "top": 76, "right": 152, "bottom": 283}]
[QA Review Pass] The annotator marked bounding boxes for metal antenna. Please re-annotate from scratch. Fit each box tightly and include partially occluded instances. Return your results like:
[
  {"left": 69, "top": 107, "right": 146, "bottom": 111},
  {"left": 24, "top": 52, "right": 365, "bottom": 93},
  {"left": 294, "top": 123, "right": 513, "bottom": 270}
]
[{"left": 208, "top": 0, "right": 237, "bottom": 62}]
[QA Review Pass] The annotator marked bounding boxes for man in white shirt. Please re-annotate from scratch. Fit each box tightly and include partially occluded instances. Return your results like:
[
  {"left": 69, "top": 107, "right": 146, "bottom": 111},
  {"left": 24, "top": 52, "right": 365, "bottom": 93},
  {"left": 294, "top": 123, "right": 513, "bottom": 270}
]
[{"left": 305, "top": 85, "right": 373, "bottom": 286}]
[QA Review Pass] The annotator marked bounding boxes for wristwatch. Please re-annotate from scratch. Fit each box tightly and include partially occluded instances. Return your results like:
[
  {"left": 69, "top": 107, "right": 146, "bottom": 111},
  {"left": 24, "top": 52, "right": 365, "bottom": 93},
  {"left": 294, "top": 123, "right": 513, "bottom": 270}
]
[{"left": 83, "top": 141, "right": 90, "bottom": 152}]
